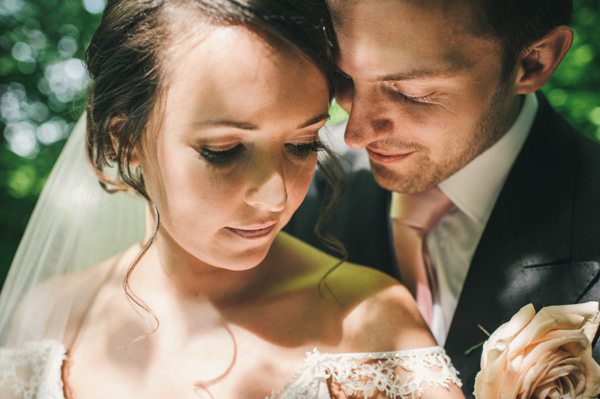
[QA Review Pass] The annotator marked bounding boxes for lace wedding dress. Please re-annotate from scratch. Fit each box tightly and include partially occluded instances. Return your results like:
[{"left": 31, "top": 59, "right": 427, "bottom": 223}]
[{"left": 0, "top": 339, "right": 460, "bottom": 399}]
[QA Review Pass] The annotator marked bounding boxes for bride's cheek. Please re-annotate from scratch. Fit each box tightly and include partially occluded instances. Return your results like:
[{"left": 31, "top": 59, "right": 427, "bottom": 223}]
[
  {"left": 287, "top": 161, "right": 318, "bottom": 210},
  {"left": 155, "top": 163, "right": 230, "bottom": 224}
]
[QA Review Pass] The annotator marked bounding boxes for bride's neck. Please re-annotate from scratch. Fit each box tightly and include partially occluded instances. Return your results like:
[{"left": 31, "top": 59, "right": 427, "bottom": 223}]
[
  {"left": 136, "top": 204, "right": 275, "bottom": 305},
  {"left": 129, "top": 232, "right": 271, "bottom": 307}
]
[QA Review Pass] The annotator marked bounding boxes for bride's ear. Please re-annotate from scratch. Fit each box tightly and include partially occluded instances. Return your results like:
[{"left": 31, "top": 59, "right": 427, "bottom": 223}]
[
  {"left": 513, "top": 26, "right": 573, "bottom": 94},
  {"left": 108, "top": 115, "right": 140, "bottom": 167}
]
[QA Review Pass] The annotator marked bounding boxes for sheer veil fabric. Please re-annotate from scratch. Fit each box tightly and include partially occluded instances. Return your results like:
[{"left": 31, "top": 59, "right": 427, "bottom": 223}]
[{"left": 0, "top": 113, "right": 145, "bottom": 348}]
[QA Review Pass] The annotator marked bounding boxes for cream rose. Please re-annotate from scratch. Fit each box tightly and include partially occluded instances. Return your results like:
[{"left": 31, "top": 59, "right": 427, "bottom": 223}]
[{"left": 474, "top": 302, "right": 600, "bottom": 399}]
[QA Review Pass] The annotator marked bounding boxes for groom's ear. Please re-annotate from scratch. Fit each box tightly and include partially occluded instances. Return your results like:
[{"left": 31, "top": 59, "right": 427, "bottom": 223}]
[
  {"left": 108, "top": 114, "right": 140, "bottom": 168},
  {"left": 513, "top": 26, "right": 573, "bottom": 94}
]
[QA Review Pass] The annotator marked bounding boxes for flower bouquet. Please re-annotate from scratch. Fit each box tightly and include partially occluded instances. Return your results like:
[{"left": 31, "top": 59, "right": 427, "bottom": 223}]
[{"left": 474, "top": 302, "right": 600, "bottom": 399}]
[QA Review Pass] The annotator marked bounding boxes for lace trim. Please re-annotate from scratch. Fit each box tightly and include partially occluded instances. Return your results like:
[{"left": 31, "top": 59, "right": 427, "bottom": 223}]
[
  {"left": 268, "top": 346, "right": 462, "bottom": 399},
  {"left": 0, "top": 339, "right": 66, "bottom": 399},
  {"left": 0, "top": 341, "right": 461, "bottom": 399}
]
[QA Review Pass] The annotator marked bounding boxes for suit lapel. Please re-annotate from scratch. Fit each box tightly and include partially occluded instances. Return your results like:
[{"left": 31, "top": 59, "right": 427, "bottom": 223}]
[{"left": 444, "top": 93, "right": 600, "bottom": 396}]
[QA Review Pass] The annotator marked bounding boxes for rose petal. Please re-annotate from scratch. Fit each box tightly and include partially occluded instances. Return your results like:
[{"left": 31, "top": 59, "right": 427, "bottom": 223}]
[
  {"left": 510, "top": 303, "right": 600, "bottom": 357},
  {"left": 514, "top": 334, "right": 588, "bottom": 373},
  {"left": 579, "top": 350, "right": 600, "bottom": 397},
  {"left": 533, "top": 381, "right": 563, "bottom": 399},
  {"left": 473, "top": 303, "right": 600, "bottom": 399},
  {"left": 508, "top": 313, "right": 586, "bottom": 356},
  {"left": 519, "top": 351, "right": 568, "bottom": 397},
  {"left": 474, "top": 305, "right": 537, "bottom": 397},
  {"left": 543, "top": 303, "right": 600, "bottom": 334},
  {"left": 489, "top": 304, "right": 537, "bottom": 346}
]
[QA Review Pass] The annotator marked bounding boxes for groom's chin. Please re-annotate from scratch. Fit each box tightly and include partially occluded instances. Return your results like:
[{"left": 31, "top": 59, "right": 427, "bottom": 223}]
[{"left": 369, "top": 159, "right": 441, "bottom": 194}]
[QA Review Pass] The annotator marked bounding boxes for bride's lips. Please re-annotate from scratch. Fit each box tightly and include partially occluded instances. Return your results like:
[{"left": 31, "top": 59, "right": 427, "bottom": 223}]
[
  {"left": 225, "top": 223, "right": 277, "bottom": 239},
  {"left": 366, "top": 146, "right": 415, "bottom": 164}
]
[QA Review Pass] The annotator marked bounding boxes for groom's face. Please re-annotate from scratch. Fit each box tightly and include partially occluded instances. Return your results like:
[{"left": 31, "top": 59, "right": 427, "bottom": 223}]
[{"left": 329, "top": 0, "right": 518, "bottom": 193}]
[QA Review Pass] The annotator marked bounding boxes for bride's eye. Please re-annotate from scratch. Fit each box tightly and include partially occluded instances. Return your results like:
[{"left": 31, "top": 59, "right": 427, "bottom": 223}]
[
  {"left": 200, "top": 144, "right": 245, "bottom": 165},
  {"left": 286, "top": 140, "right": 325, "bottom": 158}
]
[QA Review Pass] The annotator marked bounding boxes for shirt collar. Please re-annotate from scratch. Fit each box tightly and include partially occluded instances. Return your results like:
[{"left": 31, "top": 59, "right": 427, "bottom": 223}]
[{"left": 438, "top": 92, "right": 539, "bottom": 227}]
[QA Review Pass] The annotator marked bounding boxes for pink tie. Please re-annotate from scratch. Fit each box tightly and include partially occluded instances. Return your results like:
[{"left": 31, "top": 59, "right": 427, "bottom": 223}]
[{"left": 390, "top": 187, "right": 454, "bottom": 327}]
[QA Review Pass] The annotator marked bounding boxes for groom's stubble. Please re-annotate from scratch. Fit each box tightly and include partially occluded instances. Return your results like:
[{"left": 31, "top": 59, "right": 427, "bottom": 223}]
[{"left": 369, "top": 78, "right": 517, "bottom": 194}]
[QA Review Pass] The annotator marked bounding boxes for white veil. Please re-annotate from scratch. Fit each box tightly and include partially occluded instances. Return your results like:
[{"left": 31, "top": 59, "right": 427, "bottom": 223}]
[{"left": 0, "top": 113, "right": 146, "bottom": 348}]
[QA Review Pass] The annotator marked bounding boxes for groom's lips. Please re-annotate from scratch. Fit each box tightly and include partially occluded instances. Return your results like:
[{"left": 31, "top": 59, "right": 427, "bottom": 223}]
[{"left": 366, "top": 147, "right": 414, "bottom": 164}]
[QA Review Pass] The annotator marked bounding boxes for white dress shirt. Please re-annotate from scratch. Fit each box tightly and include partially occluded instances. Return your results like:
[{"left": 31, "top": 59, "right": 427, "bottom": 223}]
[{"left": 428, "top": 92, "right": 538, "bottom": 345}]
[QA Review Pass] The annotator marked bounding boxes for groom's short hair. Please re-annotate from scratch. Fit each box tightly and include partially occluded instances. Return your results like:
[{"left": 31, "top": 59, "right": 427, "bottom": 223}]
[{"left": 466, "top": 0, "right": 573, "bottom": 81}]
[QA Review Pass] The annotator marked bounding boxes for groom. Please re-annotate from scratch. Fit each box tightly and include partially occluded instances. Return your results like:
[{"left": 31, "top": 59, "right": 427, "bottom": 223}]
[{"left": 285, "top": 0, "right": 600, "bottom": 395}]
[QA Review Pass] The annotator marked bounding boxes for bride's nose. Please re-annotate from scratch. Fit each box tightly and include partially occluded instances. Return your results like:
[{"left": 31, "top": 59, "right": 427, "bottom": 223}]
[{"left": 244, "top": 153, "right": 287, "bottom": 212}]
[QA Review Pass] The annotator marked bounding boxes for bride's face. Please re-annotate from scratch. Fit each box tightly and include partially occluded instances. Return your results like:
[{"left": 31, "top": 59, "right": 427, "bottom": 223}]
[{"left": 137, "top": 25, "right": 330, "bottom": 271}]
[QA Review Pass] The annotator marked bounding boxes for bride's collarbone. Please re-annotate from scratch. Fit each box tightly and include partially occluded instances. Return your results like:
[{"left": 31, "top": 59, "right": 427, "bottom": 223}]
[
  {"left": 65, "top": 327, "right": 315, "bottom": 399},
  {"left": 63, "top": 288, "right": 353, "bottom": 399}
]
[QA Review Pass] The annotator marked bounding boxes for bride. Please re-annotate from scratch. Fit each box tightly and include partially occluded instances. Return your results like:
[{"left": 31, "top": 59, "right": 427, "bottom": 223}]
[{"left": 0, "top": 0, "right": 464, "bottom": 398}]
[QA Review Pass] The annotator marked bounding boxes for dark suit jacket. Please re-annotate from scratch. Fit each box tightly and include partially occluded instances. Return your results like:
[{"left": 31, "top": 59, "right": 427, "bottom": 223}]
[{"left": 284, "top": 92, "right": 600, "bottom": 397}]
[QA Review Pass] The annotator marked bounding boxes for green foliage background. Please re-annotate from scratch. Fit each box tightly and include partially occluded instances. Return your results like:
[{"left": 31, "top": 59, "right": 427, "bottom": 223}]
[{"left": 0, "top": 0, "right": 599, "bottom": 287}]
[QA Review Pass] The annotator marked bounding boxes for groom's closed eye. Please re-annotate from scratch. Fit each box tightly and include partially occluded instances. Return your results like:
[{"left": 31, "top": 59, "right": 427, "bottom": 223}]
[{"left": 384, "top": 84, "right": 436, "bottom": 105}]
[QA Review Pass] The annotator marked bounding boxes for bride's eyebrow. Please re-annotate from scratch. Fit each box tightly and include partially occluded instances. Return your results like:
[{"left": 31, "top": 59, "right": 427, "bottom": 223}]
[
  {"left": 195, "top": 120, "right": 258, "bottom": 130},
  {"left": 299, "top": 113, "right": 329, "bottom": 129},
  {"left": 195, "top": 113, "right": 330, "bottom": 131}
]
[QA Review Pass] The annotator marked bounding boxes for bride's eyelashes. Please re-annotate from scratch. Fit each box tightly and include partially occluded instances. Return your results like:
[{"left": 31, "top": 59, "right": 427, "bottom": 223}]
[
  {"left": 200, "top": 144, "right": 245, "bottom": 165},
  {"left": 199, "top": 140, "right": 324, "bottom": 165},
  {"left": 286, "top": 140, "right": 325, "bottom": 158}
]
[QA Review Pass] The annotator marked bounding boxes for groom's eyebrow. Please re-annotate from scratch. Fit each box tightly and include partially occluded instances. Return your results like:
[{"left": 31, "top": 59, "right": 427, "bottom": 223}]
[
  {"left": 335, "top": 66, "right": 462, "bottom": 83},
  {"left": 378, "top": 67, "right": 464, "bottom": 81}
]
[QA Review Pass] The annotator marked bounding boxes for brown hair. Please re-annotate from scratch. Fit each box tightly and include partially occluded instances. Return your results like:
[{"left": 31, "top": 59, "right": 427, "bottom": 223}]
[{"left": 465, "top": 0, "right": 573, "bottom": 81}]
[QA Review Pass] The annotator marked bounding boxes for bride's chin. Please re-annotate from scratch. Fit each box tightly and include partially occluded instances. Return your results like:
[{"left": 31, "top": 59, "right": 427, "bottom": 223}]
[
  {"left": 229, "top": 250, "right": 272, "bottom": 271},
  {"left": 205, "top": 243, "right": 273, "bottom": 272}
]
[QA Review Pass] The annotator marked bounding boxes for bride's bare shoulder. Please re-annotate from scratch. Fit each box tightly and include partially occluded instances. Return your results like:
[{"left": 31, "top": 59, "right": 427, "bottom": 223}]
[
  {"left": 320, "top": 259, "right": 433, "bottom": 347},
  {"left": 334, "top": 265, "right": 435, "bottom": 351},
  {"left": 5, "top": 245, "right": 137, "bottom": 347},
  {"left": 272, "top": 232, "right": 434, "bottom": 351}
]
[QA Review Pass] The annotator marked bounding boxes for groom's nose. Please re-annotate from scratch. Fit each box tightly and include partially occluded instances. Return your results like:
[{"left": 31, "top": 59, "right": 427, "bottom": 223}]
[{"left": 343, "top": 87, "right": 395, "bottom": 150}]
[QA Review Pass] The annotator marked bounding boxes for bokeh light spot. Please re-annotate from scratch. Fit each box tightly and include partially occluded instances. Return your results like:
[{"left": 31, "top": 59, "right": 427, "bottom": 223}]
[
  {"left": 4, "top": 121, "right": 39, "bottom": 158},
  {"left": 0, "top": 0, "right": 25, "bottom": 17},
  {"left": 58, "top": 36, "right": 77, "bottom": 58},
  {"left": 547, "top": 89, "right": 568, "bottom": 107},
  {"left": 589, "top": 107, "right": 600, "bottom": 126},
  {"left": 83, "top": 0, "right": 105, "bottom": 14},
  {"left": 12, "top": 42, "right": 33, "bottom": 62},
  {"left": 36, "top": 121, "right": 62, "bottom": 144},
  {"left": 28, "top": 101, "right": 49, "bottom": 122},
  {"left": 573, "top": 44, "right": 595, "bottom": 65},
  {"left": 577, "top": 7, "right": 596, "bottom": 25},
  {"left": 27, "top": 30, "right": 47, "bottom": 50},
  {"left": 7, "top": 164, "right": 36, "bottom": 198}
]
